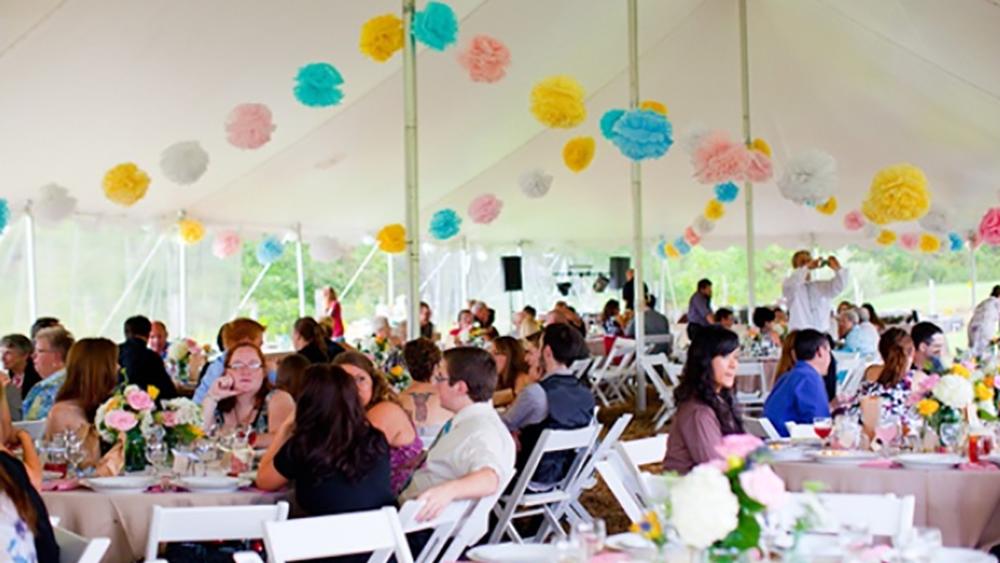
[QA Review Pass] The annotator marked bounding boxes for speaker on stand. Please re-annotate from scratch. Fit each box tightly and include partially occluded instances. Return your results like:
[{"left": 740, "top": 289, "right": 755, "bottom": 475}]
[
  {"left": 501, "top": 256, "right": 523, "bottom": 332},
  {"left": 609, "top": 257, "right": 630, "bottom": 290}
]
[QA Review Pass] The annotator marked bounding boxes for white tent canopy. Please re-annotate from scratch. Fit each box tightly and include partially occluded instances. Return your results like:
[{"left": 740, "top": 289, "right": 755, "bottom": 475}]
[{"left": 2, "top": 0, "right": 999, "bottom": 249}]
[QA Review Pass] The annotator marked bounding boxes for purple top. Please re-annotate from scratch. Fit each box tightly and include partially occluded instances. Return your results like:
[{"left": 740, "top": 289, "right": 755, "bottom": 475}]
[
  {"left": 390, "top": 430, "right": 424, "bottom": 494},
  {"left": 662, "top": 400, "right": 723, "bottom": 474}
]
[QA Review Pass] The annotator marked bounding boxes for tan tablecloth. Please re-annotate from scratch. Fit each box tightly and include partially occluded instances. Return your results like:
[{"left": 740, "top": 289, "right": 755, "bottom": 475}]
[
  {"left": 773, "top": 461, "right": 1000, "bottom": 550},
  {"left": 42, "top": 488, "right": 287, "bottom": 563}
]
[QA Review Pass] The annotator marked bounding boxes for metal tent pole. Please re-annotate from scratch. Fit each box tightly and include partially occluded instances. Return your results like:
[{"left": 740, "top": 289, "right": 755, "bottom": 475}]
[
  {"left": 738, "top": 0, "right": 757, "bottom": 310},
  {"left": 340, "top": 242, "right": 380, "bottom": 301},
  {"left": 970, "top": 241, "right": 978, "bottom": 310},
  {"left": 24, "top": 210, "right": 39, "bottom": 322},
  {"left": 627, "top": 0, "right": 646, "bottom": 412},
  {"left": 99, "top": 234, "right": 167, "bottom": 335},
  {"left": 387, "top": 252, "right": 395, "bottom": 311},
  {"left": 178, "top": 235, "right": 187, "bottom": 337},
  {"left": 233, "top": 263, "right": 272, "bottom": 317},
  {"left": 460, "top": 236, "right": 470, "bottom": 306},
  {"left": 402, "top": 0, "right": 421, "bottom": 339},
  {"left": 295, "top": 224, "right": 306, "bottom": 318}
]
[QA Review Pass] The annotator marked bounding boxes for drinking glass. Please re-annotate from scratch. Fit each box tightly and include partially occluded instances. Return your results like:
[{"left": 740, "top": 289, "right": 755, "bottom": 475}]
[
  {"left": 939, "top": 422, "right": 964, "bottom": 453},
  {"left": 145, "top": 440, "right": 170, "bottom": 479},
  {"left": 813, "top": 417, "right": 833, "bottom": 447},
  {"left": 833, "top": 416, "right": 860, "bottom": 450},
  {"left": 897, "top": 527, "right": 942, "bottom": 562},
  {"left": 194, "top": 439, "right": 220, "bottom": 476},
  {"left": 554, "top": 538, "right": 586, "bottom": 563},
  {"left": 64, "top": 434, "right": 85, "bottom": 479},
  {"left": 874, "top": 417, "right": 900, "bottom": 456},
  {"left": 571, "top": 519, "right": 606, "bottom": 558}
]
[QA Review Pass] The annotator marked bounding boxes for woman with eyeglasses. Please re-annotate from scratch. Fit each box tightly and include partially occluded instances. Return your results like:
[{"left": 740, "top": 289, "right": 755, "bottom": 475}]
[{"left": 201, "top": 343, "right": 294, "bottom": 448}]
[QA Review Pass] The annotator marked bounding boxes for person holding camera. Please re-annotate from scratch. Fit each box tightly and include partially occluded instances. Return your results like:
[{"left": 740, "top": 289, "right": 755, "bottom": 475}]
[{"left": 782, "top": 250, "right": 849, "bottom": 335}]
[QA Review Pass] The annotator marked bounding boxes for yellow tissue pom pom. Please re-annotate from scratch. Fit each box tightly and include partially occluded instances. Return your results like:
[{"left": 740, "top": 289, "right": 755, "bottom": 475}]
[
  {"left": 530, "top": 75, "right": 586, "bottom": 128},
  {"left": 816, "top": 197, "right": 837, "bottom": 215},
  {"left": 917, "top": 398, "right": 940, "bottom": 417},
  {"left": 103, "top": 162, "right": 150, "bottom": 207},
  {"left": 377, "top": 223, "right": 406, "bottom": 254},
  {"left": 862, "top": 163, "right": 931, "bottom": 225},
  {"left": 751, "top": 138, "right": 772, "bottom": 157},
  {"left": 975, "top": 382, "right": 995, "bottom": 402},
  {"left": 876, "top": 230, "right": 897, "bottom": 246},
  {"left": 563, "top": 136, "right": 595, "bottom": 172},
  {"left": 704, "top": 199, "right": 725, "bottom": 221},
  {"left": 359, "top": 14, "right": 404, "bottom": 62},
  {"left": 177, "top": 218, "right": 205, "bottom": 245},
  {"left": 639, "top": 100, "right": 668, "bottom": 116},
  {"left": 665, "top": 244, "right": 680, "bottom": 259},
  {"left": 919, "top": 233, "right": 941, "bottom": 254}
]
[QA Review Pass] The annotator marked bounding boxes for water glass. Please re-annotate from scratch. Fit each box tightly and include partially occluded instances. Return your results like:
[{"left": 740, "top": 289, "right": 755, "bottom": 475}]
[
  {"left": 834, "top": 416, "right": 861, "bottom": 450},
  {"left": 571, "top": 519, "right": 606, "bottom": 558},
  {"left": 554, "top": 538, "right": 586, "bottom": 563},
  {"left": 897, "top": 527, "right": 942, "bottom": 562}
]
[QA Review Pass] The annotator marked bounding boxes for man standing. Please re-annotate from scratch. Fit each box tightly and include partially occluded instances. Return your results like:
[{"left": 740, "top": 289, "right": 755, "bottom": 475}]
[
  {"left": 23, "top": 327, "right": 74, "bottom": 420},
  {"left": 119, "top": 316, "right": 178, "bottom": 399},
  {"left": 782, "top": 250, "right": 848, "bottom": 334},
  {"left": 686, "top": 279, "right": 714, "bottom": 341},
  {"left": 763, "top": 329, "right": 832, "bottom": 437},
  {"left": 968, "top": 286, "right": 1000, "bottom": 356},
  {"left": 621, "top": 269, "right": 649, "bottom": 312},
  {"left": 401, "top": 347, "right": 515, "bottom": 536}
]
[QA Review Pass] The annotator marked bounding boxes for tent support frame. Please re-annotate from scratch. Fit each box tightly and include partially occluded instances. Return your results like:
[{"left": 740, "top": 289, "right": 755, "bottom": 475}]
[
  {"left": 99, "top": 233, "right": 167, "bottom": 335},
  {"left": 24, "top": 211, "right": 39, "bottom": 322},
  {"left": 738, "top": 0, "right": 757, "bottom": 309},
  {"left": 295, "top": 224, "right": 306, "bottom": 317},
  {"left": 627, "top": 0, "right": 647, "bottom": 412},
  {"left": 402, "top": 0, "right": 421, "bottom": 340},
  {"left": 341, "top": 242, "right": 380, "bottom": 302}
]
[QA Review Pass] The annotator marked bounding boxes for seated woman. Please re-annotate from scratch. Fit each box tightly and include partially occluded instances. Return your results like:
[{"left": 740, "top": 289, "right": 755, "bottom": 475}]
[
  {"left": 489, "top": 336, "right": 535, "bottom": 407},
  {"left": 600, "top": 299, "right": 624, "bottom": 337},
  {"left": 849, "top": 328, "right": 916, "bottom": 432},
  {"left": 751, "top": 307, "right": 782, "bottom": 348},
  {"left": 0, "top": 387, "right": 40, "bottom": 490},
  {"left": 523, "top": 331, "right": 544, "bottom": 382},
  {"left": 663, "top": 325, "right": 743, "bottom": 474},
  {"left": 275, "top": 353, "right": 310, "bottom": 401},
  {"left": 292, "top": 317, "right": 330, "bottom": 365},
  {"left": 201, "top": 343, "right": 295, "bottom": 449},
  {"left": 332, "top": 352, "right": 421, "bottom": 494},
  {"left": 43, "top": 338, "right": 119, "bottom": 469},
  {"left": 448, "top": 310, "right": 476, "bottom": 347},
  {"left": 0, "top": 449, "right": 58, "bottom": 561},
  {"left": 257, "top": 364, "right": 394, "bottom": 518},
  {"left": 773, "top": 330, "right": 799, "bottom": 380},
  {"left": 397, "top": 339, "right": 452, "bottom": 431}
]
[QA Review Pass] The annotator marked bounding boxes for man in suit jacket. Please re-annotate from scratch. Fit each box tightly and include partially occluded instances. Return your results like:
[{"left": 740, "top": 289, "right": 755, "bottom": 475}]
[{"left": 119, "top": 315, "right": 178, "bottom": 399}]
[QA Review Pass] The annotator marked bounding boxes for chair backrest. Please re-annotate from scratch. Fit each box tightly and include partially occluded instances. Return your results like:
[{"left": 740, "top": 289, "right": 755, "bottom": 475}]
[
  {"left": 596, "top": 459, "right": 645, "bottom": 522},
  {"left": 510, "top": 425, "right": 601, "bottom": 497},
  {"left": 569, "top": 357, "right": 593, "bottom": 379},
  {"left": 784, "top": 422, "right": 816, "bottom": 440},
  {"left": 55, "top": 527, "right": 111, "bottom": 563},
  {"left": 596, "top": 338, "right": 635, "bottom": 371},
  {"left": 263, "top": 506, "right": 413, "bottom": 563},
  {"left": 13, "top": 419, "right": 46, "bottom": 440},
  {"left": 838, "top": 361, "right": 874, "bottom": 399},
  {"left": 145, "top": 502, "right": 289, "bottom": 561},
  {"left": 780, "top": 492, "right": 915, "bottom": 539},
  {"left": 620, "top": 435, "right": 668, "bottom": 467},
  {"left": 439, "top": 470, "right": 516, "bottom": 562},
  {"left": 374, "top": 499, "right": 472, "bottom": 563},
  {"left": 743, "top": 416, "right": 781, "bottom": 440}
]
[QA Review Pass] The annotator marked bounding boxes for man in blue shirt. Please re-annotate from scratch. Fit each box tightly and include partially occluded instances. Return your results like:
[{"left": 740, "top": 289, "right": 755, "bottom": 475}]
[{"left": 764, "top": 329, "right": 831, "bottom": 437}]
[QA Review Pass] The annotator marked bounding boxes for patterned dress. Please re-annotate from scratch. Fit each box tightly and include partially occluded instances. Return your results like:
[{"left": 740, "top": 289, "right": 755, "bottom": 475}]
[
  {"left": 848, "top": 371, "right": 919, "bottom": 428},
  {"left": 0, "top": 495, "right": 37, "bottom": 563}
]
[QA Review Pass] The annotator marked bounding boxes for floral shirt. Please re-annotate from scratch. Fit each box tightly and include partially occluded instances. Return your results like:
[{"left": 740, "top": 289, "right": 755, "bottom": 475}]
[
  {"left": 23, "top": 370, "right": 65, "bottom": 421},
  {"left": 0, "top": 495, "right": 37, "bottom": 563},
  {"left": 849, "top": 372, "right": 919, "bottom": 427}
]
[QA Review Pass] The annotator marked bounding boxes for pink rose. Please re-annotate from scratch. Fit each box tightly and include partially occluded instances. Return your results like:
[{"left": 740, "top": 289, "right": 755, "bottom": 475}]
[
  {"left": 738, "top": 465, "right": 788, "bottom": 509},
  {"left": 714, "top": 434, "right": 763, "bottom": 460},
  {"left": 979, "top": 208, "right": 1000, "bottom": 246},
  {"left": 104, "top": 410, "right": 138, "bottom": 432},
  {"left": 161, "top": 411, "right": 178, "bottom": 427},
  {"left": 125, "top": 389, "right": 154, "bottom": 411}
]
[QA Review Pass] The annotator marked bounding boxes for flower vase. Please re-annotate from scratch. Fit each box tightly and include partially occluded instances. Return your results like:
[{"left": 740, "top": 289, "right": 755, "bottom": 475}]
[
  {"left": 699, "top": 546, "right": 751, "bottom": 563},
  {"left": 124, "top": 430, "right": 147, "bottom": 473}
]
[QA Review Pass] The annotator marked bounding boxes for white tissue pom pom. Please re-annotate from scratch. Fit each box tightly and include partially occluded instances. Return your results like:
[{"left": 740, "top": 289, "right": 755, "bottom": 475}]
[
  {"left": 519, "top": 169, "right": 553, "bottom": 199},
  {"left": 160, "top": 141, "right": 210, "bottom": 185},
  {"left": 776, "top": 149, "right": 837, "bottom": 205}
]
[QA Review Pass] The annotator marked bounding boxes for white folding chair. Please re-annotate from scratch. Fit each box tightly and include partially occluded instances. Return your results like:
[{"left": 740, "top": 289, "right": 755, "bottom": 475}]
[
  {"left": 600, "top": 436, "right": 670, "bottom": 523},
  {"left": 743, "top": 416, "right": 781, "bottom": 440},
  {"left": 588, "top": 338, "right": 637, "bottom": 406},
  {"left": 568, "top": 357, "right": 593, "bottom": 380},
  {"left": 785, "top": 422, "right": 817, "bottom": 440},
  {"left": 55, "top": 527, "right": 111, "bottom": 563},
  {"left": 14, "top": 419, "right": 46, "bottom": 440},
  {"left": 439, "top": 470, "right": 516, "bottom": 563},
  {"left": 263, "top": 506, "right": 413, "bottom": 563},
  {"left": 735, "top": 361, "right": 768, "bottom": 410},
  {"left": 642, "top": 334, "right": 673, "bottom": 355},
  {"left": 488, "top": 425, "right": 600, "bottom": 544},
  {"left": 838, "top": 361, "right": 874, "bottom": 399},
  {"left": 777, "top": 492, "right": 915, "bottom": 541},
  {"left": 371, "top": 499, "right": 472, "bottom": 563},
  {"left": 596, "top": 459, "right": 645, "bottom": 522},
  {"left": 144, "top": 502, "right": 289, "bottom": 561},
  {"left": 620, "top": 435, "right": 668, "bottom": 467},
  {"left": 638, "top": 354, "right": 679, "bottom": 430}
]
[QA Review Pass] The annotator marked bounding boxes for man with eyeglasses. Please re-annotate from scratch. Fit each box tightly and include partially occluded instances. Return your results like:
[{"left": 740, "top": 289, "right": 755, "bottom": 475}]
[
  {"left": 400, "top": 347, "right": 515, "bottom": 537},
  {"left": 23, "top": 327, "right": 74, "bottom": 420}
]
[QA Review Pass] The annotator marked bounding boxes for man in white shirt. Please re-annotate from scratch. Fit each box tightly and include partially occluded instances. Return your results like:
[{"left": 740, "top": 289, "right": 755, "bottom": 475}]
[
  {"left": 968, "top": 285, "right": 1000, "bottom": 356},
  {"left": 401, "top": 347, "right": 515, "bottom": 537},
  {"left": 782, "top": 250, "right": 849, "bottom": 335}
]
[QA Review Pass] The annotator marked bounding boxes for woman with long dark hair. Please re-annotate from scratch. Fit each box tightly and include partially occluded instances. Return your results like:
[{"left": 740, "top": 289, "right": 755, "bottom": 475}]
[
  {"left": 0, "top": 450, "right": 58, "bottom": 561},
  {"left": 489, "top": 336, "right": 533, "bottom": 407},
  {"left": 849, "top": 328, "right": 915, "bottom": 427},
  {"left": 257, "top": 365, "right": 393, "bottom": 517},
  {"left": 292, "top": 317, "right": 329, "bottom": 364},
  {"left": 663, "top": 325, "right": 743, "bottom": 474}
]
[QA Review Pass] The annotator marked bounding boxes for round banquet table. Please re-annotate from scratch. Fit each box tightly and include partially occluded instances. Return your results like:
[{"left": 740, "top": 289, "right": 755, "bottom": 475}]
[
  {"left": 772, "top": 461, "right": 1000, "bottom": 550},
  {"left": 42, "top": 488, "right": 287, "bottom": 563}
]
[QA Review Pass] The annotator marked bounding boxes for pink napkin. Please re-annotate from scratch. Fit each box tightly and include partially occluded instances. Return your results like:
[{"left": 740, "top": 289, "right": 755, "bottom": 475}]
[
  {"left": 146, "top": 484, "right": 191, "bottom": 493},
  {"left": 590, "top": 554, "right": 629, "bottom": 563},
  {"left": 41, "top": 479, "right": 80, "bottom": 492},
  {"left": 859, "top": 458, "right": 901, "bottom": 469},
  {"left": 959, "top": 461, "right": 999, "bottom": 472}
]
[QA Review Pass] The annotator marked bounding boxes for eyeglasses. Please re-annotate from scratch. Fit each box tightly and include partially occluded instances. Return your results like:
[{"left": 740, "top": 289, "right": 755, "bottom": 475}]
[
  {"left": 228, "top": 362, "right": 263, "bottom": 371},
  {"left": 432, "top": 375, "right": 449, "bottom": 384}
]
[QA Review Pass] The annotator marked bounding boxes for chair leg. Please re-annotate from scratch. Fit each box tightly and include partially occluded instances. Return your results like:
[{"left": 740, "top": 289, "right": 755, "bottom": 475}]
[{"left": 489, "top": 499, "right": 519, "bottom": 544}]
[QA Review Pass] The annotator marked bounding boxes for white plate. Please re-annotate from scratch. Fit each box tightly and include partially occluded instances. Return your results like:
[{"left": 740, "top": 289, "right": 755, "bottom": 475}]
[
  {"left": 807, "top": 450, "right": 877, "bottom": 465},
  {"left": 83, "top": 476, "right": 153, "bottom": 494},
  {"left": 605, "top": 532, "right": 655, "bottom": 552},
  {"left": 180, "top": 476, "right": 244, "bottom": 492},
  {"left": 894, "top": 453, "right": 964, "bottom": 470},
  {"left": 931, "top": 547, "right": 995, "bottom": 562},
  {"left": 466, "top": 543, "right": 558, "bottom": 562}
]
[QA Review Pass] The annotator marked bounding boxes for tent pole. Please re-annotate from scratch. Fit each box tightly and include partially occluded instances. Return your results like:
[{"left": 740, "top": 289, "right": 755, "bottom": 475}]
[
  {"left": 295, "top": 223, "right": 306, "bottom": 318},
  {"left": 99, "top": 234, "right": 167, "bottom": 335},
  {"left": 233, "top": 263, "right": 272, "bottom": 317},
  {"left": 387, "top": 252, "right": 395, "bottom": 311},
  {"left": 664, "top": 257, "right": 678, "bottom": 319},
  {"left": 24, "top": 210, "right": 39, "bottom": 322},
  {"left": 460, "top": 236, "right": 470, "bottom": 306},
  {"left": 419, "top": 252, "right": 452, "bottom": 292},
  {"left": 627, "top": 0, "right": 646, "bottom": 412},
  {"left": 970, "top": 240, "right": 978, "bottom": 310},
  {"left": 738, "top": 0, "right": 757, "bottom": 310},
  {"left": 402, "top": 0, "right": 421, "bottom": 340},
  {"left": 341, "top": 242, "right": 380, "bottom": 301},
  {"left": 178, "top": 235, "right": 187, "bottom": 337}
]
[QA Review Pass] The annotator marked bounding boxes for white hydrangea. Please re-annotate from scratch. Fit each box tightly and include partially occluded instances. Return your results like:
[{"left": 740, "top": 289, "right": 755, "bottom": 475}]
[
  {"left": 162, "top": 398, "right": 203, "bottom": 427},
  {"left": 93, "top": 397, "right": 117, "bottom": 443},
  {"left": 933, "top": 375, "right": 974, "bottom": 409},
  {"left": 669, "top": 464, "right": 740, "bottom": 548}
]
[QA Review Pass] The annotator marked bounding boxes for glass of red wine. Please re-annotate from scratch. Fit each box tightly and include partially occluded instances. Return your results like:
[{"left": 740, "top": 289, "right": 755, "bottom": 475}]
[{"left": 814, "top": 417, "right": 834, "bottom": 448}]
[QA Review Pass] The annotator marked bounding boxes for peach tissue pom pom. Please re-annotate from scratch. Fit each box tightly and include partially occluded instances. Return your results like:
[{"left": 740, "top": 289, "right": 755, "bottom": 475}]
[
  {"left": 360, "top": 14, "right": 404, "bottom": 62},
  {"left": 978, "top": 208, "right": 1000, "bottom": 246},
  {"left": 469, "top": 194, "right": 503, "bottom": 224},
  {"left": 692, "top": 131, "right": 750, "bottom": 185},
  {"left": 530, "top": 75, "right": 586, "bottom": 128},
  {"left": 212, "top": 231, "right": 242, "bottom": 259},
  {"left": 226, "top": 103, "right": 276, "bottom": 150},
  {"left": 563, "top": 137, "right": 595, "bottom": 172},
  {"left": 458, "top": 35, "right": 511, "bottom": 83},
  {"left": 103, "top": 163, "right": 150, "bottom": 207},
  {"left": 843, "top": 210, "right": 866, "bottom": 231},
  {"left": 684, "top": 227, "right": 701, "bottom": 246}
]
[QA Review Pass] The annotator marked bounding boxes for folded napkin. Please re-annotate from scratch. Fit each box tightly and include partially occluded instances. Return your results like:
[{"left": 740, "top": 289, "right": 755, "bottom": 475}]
[
  {"left": 959, "top": 461, "right": 999, "bottom": 472},
  {"left": 590, "top": 554, "right": 629, "bottom": 563},
  {"left": 146, "top": 484, "right": 191, "bottom": 493},
  {"left": 41, "top": 479, "right": 80, "bottom": 492},
  {"left": 859, "top": 458, "right": 901, "bottom": 469}
]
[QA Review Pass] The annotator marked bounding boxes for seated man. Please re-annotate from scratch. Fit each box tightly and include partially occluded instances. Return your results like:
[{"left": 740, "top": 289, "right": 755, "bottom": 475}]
[
  {"left": 401, "top": 347, "right": 515, "bottom": 536},
  {"left": 911, "top": 321, "right": 946, "bottom": 375},
  {"left": 839, "top": 308, "right": 877, "bottom": 357},
  {"left": 119, "top": 316, "right": 177, "bottom": 399},
  {"left": 502, "top": 323, "right": 594, "bottom": 487},
  {"left": 715, "top": 308, "right": 736, "bottom": 329},
  {"left": 763, "top": 329, "right": 831, "bottom": 437},
  {"left": 625, "top": 294, "right": 671, "bottom": 354},
  {"left": 23, "top": 327, "right": 74, "bottom": 421}
]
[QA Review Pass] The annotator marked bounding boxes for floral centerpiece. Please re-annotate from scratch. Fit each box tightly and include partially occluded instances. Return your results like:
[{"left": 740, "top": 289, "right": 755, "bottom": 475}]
[
  {"left": 167, "top": 338, "right": 200, "bottom": 384},
  {"left": 907, "top": 365, "right": 975, "bottom": 449},
  {"left": 357, "top": 334, "right": 410, "bottom": 392},
  {"left": 95, "top": 384, "right": 159, "bottom": 472},
  {"left": 155, "top": 397, "right": 204, "bottom": 446}
]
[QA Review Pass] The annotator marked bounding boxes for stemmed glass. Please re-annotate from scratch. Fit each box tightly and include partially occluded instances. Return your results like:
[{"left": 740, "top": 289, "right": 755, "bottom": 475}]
[
  {"left": 813, "top": 417, "right": 833, "bottom": 448},
  {"left": 62, "top": 430, "right": 85, "bottom": 479},
  {"left": 194, "top": 439, "right": 220, "bottom": 476},
  {"left": 145, "top": 439, "right": 171, "bottom": 489},
  {"left": 874, "top": 415, "right": 900, "bottom": 457}
]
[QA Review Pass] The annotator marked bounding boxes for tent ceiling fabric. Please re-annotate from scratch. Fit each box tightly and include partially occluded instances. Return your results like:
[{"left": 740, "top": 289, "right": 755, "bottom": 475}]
[{"left": 1, "top": 0, "right": 998, "bottom": 249}]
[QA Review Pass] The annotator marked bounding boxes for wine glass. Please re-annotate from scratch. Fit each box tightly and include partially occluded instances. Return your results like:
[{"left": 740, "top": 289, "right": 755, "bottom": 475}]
[
  {"left": 813, "top": 417, "right": 833, "bottom": 448},
  {"left": 63, "top": 431, "right": 85, "bottom": 479},
  {"left": 145, "top": 440, "right": 170, "bottom": 487},
  {"left": 874, "top": 416, "right": 900, "bottom": 456},
  {"left": 571, "top": 519, "right": 606, "bottom": 558},
  {"left": 833, "top": 416, "right": 860, "bottom": 450},
  {"left": 194, "top": 439, "right": 219, "bottom": 477}
]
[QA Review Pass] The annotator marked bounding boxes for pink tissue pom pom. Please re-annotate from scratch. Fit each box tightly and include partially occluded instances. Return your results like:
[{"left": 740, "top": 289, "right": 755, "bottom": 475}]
[
  {"left": 212, "top": 230, "right": 242, "bottom": 259},
  {"left": 683, "top": 226, "right": 701, "bottom": 246},
  {"left": 226, "top": 103, "right": 276, "bottom": 150},
  {"left": 844, "top": 210, "right": 866, "bottom": 231},
  {"left": 692, "top": 131, "right": 750, "bottom": 184},
  {"left": 978, "top": 208, "right": 1000, "bottom": 246},
  {"left": 457, "top": 35, "right": 511, "bottom": 83},
  {"left": 468, "top": 194, "right": 503, "bottom": 224},
  {"left": 743, "top": 150, "right": 773, "bottom": 183},
  {"left": 900, "top": 233, "right": 919, "bottom": 250}
]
